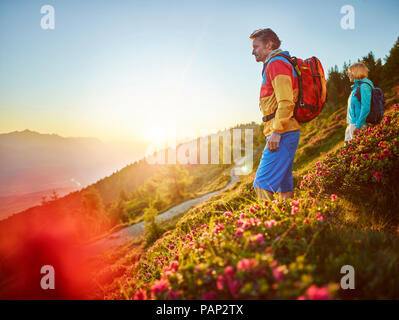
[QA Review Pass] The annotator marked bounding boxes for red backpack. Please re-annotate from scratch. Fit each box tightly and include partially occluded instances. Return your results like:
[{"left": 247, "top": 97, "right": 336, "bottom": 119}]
[{"left": 267, "top": 54, "right": 327, "bottom": 123}]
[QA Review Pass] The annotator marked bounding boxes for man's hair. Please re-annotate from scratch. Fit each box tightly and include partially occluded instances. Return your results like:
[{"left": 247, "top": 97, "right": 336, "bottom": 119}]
[
  {"left": 249, "top": 28, "right": 281, "bottom": 49},
  {"left": 347, "top": 62, "right": 369, "bottom": 80}
]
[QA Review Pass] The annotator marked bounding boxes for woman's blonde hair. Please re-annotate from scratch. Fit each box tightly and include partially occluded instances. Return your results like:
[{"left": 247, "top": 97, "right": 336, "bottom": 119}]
[{"left": 347, "top": 62, "right": 369, "bottom": 79}]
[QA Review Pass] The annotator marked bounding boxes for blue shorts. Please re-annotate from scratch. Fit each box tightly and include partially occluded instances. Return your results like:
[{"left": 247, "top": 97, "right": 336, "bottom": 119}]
[{"left": 253, "top": 130, "right": 300, "bottom": 193}]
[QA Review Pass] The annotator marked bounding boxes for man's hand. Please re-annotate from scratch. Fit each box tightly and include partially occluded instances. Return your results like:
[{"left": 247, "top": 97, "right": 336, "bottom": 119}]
[{"left": 267, "top": 132, "right": 281, "bottom": 152}]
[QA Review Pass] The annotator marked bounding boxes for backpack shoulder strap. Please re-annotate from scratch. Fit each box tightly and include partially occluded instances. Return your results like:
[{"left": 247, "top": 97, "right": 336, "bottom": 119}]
[
  {"left": 267, "top": 53, "right": 298, "bottom": 72},
  {"left": 358, "top": 81, "right": 374, "bottom": 89},
  {"left": 355, "top": 81, "right": 374, "bottom": 103},
  {"left": 272, "top": 54, "right": 304, "bottom": 107}
]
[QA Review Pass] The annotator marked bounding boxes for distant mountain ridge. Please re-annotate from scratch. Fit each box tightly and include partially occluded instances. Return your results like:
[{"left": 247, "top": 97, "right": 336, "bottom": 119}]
[
  {"left": 0, "top": 129, "right": 149, "bottom": 216},
  {"left": 0, "top": 122, "right": 261, "bottom": 235}
]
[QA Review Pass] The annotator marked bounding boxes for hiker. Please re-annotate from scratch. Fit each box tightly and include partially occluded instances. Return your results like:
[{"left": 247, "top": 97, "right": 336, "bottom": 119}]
[
  {"left": 345, "top": 62, "right": 373, "bottom": 142},
  {"left": 250, "top": 28, "right": 301, "bottom": 201}
]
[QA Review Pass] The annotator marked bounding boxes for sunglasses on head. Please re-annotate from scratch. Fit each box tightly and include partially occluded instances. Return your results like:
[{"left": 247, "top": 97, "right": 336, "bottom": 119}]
[{"left": 250, "top": 29, "right": 263, "bottom": 39}]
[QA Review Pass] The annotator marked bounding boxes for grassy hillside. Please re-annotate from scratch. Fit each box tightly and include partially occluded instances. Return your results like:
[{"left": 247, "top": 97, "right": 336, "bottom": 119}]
[{"left": 86, "top": 102, "right": 399, "bottom": 300}]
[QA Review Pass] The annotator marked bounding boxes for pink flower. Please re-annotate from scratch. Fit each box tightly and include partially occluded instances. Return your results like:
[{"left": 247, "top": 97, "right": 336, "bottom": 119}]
[
  {"left": 169, "top": 244, "right": 175, "bottom": 250},
  {"left": 162, "top": 268, "right": 171, "bottom": 276},
  {"left": 249, "top": 207, "right": 255, "bottom": 213},
  {"left": 202, "top": 291, "right": 217, "bottom": 300},
  {"left": 315, "top": 212, "right": 324, "bottom": 221},
  {"left": 241, "top": 220, "right": 250, "bottom": 229},
  {"left": 330, "top": 194, "right": 338, "bottom": 202},
  {"left": 269, "top": 260, "right": 277, "bottom": 268},
  {"left": 272, "top": 266, "right": 284, "bottom": 282},
  {"left": 382, "top": 148, "right": 391, "bottom": 158},
  {"left": 151, "top": 278, "right": 170, "bottom": 296},
  {"left": 248, "top": 217, "right": 261, "bottom": 226},
  {"left": 216, "top": 275, "right": 225, "bottom": 290},
  {"left": 224, "top": 266, "right": 235, "bottom": 279},
  {"left": 201, "top": 232, "right": 209, "bottom": 239},
  {"left": 297, "top": 295, "right": 307, "bottom": 300},
  {"left": 272, "top": 200, "right": 280, "bottom": 206},
  {"left": 212, "top": 223, "right": 225, "bottom": 234},
  {"left": 290, "top": 199, "right": 300, "bottom": 207},
  {"left": 235, "top": 228, "right": 244, "bottom": 237},
  {"left": 372, "top": 171, "right": 383, "bottom": 180},
  {"left": 237, "top": 258, "right": 257, "bottom": 272},
  {"left": 264, "top": 220, "right": 277, "bottom": 228},
  {"left": 224, "top": 211, "right": 233, "bottom": 217},
  {"left": 251, "top": 233, "right": 264, "bottom": 244},
  {"left": 163, "top": 264, "right": 177, "bottom": 277},
  {"left": 305, "top": 285, "right": 330, "bottom": 300},
  {"left": 169, "top": 260, "right": 179, "bottom": 272},
  {"left": 239, "top": 212, "right": 246, "bottom": 219},
  {"left": 291, "top": 206, "right": 299, "bottom": 215}
]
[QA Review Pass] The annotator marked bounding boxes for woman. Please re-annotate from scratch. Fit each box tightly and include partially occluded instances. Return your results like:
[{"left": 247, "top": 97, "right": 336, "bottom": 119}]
[{"left": 345, "top": 62, "right": 374, "bottom": 142}]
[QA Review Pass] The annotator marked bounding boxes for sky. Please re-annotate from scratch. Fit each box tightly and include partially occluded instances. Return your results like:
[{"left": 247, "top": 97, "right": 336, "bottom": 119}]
[{"left": 0, "top": 0, "right": 398, "bottom": 145}]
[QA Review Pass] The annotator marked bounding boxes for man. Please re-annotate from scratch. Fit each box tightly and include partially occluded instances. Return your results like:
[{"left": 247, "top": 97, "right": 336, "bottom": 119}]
[{"left": 250, "top": 28, "right": 301, "bottom": 201}]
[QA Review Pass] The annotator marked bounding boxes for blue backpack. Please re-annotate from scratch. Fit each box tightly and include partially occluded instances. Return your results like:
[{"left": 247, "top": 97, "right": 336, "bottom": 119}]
[{"left": 355, "top": 81, "right": 385, "bottom": 125}]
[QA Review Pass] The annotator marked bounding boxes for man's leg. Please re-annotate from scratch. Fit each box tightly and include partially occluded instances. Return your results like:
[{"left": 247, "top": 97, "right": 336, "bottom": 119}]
[
  {"left": 279, "top": 161, "right": 294, "bottom": 200},
  {"left": 254, "top": 187, "right": 274, "bottom": 201},
  {"left": 253, "top": 137, "right": 290, "bottom": 202},
  {"left": 280, "top": 191, "right": 294, "bottom": 200},
  {"left": 279, "top": 131, "right": 300, "bottom": 200},
  {"left": 253, "top": 145, "right": 282, "bottom": 201}
]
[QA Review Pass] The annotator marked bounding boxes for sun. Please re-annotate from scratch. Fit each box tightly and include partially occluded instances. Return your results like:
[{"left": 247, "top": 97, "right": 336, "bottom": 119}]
[{"left": 145, "top": 127, "right": 168, "bottom": 144}]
